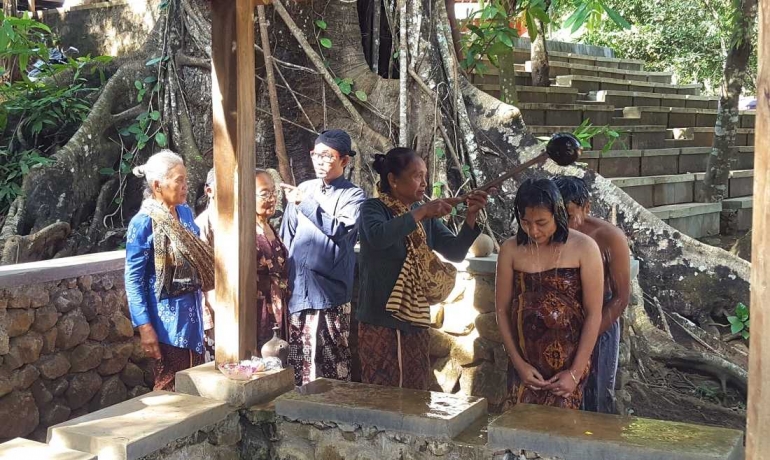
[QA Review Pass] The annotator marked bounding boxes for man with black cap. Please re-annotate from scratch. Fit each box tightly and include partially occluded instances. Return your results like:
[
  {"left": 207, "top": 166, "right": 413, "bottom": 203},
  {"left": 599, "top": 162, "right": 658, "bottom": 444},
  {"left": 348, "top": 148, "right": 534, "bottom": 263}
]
[{"left": 279, "top": 129, "right": 366, "bottom": 386}]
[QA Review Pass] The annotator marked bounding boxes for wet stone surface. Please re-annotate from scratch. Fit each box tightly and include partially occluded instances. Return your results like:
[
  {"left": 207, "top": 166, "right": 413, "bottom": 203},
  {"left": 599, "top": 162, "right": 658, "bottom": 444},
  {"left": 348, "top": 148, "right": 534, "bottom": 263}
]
[
  {"left": 488, "top": 404, "right": 744, "bottom": 460},
  {"left": 274, "top": 378, "right": 487, "bottom": 439}
]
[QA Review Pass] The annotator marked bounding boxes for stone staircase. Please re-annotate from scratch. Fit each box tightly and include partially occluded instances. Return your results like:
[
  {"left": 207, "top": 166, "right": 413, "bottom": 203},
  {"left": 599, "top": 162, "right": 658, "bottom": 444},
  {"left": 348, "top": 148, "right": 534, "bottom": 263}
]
[{"left": 471, "top": 50, "right": 756, "bottom": 238}]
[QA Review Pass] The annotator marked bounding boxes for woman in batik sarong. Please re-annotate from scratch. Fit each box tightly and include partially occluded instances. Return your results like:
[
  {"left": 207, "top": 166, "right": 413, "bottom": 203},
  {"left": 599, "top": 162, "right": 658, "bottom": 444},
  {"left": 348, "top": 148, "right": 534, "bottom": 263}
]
[
  {"left": 496, "top": 178, "right": 604, "bottom": 409},
  {"left": 125, "top": 150, "right": 215, "bottom": 391},
  {"left": 356, "top": 147, "right": 490, "bottom": 390},
  {"left": 196, "top": 169, "right": 289, "bottom": 356}
]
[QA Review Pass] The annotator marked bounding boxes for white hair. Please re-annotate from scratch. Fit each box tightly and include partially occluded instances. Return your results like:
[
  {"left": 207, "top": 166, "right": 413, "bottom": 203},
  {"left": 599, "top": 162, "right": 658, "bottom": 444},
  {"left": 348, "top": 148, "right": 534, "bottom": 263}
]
[{"left": 133, "top": 150, "right": 184, "bottom": 194}]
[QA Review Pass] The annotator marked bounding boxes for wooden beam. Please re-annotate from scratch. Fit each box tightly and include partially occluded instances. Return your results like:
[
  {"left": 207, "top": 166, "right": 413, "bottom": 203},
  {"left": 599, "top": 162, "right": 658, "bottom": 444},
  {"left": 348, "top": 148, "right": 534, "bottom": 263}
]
[
  {"left": 747, "top": 0, "right": 769, "bottom": 457},
  {"left": 211, "top": 0, "right": 259, "bottom": 366}
]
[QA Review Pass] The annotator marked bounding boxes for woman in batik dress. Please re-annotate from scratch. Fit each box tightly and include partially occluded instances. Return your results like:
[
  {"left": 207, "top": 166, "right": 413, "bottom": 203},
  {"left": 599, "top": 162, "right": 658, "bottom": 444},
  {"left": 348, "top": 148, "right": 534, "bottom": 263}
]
[{"left": 496, "top": 178, "right": 604, "bottom": 409}]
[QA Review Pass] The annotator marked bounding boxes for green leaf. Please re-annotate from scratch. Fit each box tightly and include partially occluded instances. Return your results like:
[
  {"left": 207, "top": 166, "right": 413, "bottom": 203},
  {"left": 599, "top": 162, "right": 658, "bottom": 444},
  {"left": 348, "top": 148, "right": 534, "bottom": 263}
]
[
  {"left": 435, "top": 147, "right": 445, "bottom": 159},
  {"left": 745, "top": 319, "right": 750, "bottom": 328},
  {"left": 393, "top": 51, "right": 400, "bottom": 59},
  {"left": 355, "top": 90, "right": 367, "bottom": 101},
  {"left": 155, "top": 132, "right": 168, "bottom": 147},
  {"left": 146, "top": 57, "right": 163, "bottom": 66},
  {"left": 735, "top": 302, "right": 748, "bottom": 318},
  {"left": 338, "top": 81, "right": 352, "bottom": 95},
  {"left": 134, "top": 80, "right": 143, "bottom": 90},
  {"left": 497, "top": 30, "right": 514, "bottom": 48},
  {"left": 730, "top": 321, "right": 744, "bottom": 334},
  {"left": 99, "top": 167, "right": 116, "bottom": 175},
  {"left": 144, "top": 76, "right": 158, "bottom": 84},
  {"left": 461, "top": 164, "right": 471, "bottom": 177},
  {"left": 315, "top": 19, "right": 328, "bottom": 30},
  {"left": 603, "top": 4, "right": 631, "bottom": 30},
  {"left": 319, "top": 38, "right": 333, "bottom": 49},
  {"left": 525, "top": 10, "right": 538, "bottom": 42},
  {"left": 741, "top": 330, "right": 750, "bottom": 340},
  {"left": 150, "top": 110, "right": 161, "bottom": 121}
]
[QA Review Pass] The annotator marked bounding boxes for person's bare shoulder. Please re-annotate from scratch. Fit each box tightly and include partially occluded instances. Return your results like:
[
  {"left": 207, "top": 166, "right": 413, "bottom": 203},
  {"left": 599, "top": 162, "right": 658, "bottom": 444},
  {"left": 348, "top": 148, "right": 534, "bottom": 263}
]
[
  {"left": 569, "top": 229, "right": 601, "bottom": 254},
  {"left": 594, "top": 220, "right": 628, "bottom": 250}
]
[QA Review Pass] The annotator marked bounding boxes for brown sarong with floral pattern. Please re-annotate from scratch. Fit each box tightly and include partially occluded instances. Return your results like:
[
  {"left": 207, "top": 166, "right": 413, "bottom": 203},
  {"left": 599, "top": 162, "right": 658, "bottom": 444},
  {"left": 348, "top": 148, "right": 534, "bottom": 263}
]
[
  {"left": 505, "top": 268, "right": 589, "bottom": 409},
  {"left": 358, "top": 322, "right": 431, "bottom": 390},
  {"left": 154, "top": 343, "right": 204, "bottom": 391}
]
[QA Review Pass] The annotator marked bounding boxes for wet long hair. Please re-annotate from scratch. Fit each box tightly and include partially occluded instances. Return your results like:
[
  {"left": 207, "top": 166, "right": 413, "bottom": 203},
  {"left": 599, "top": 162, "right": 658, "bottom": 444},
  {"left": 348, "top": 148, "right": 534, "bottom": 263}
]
[
  {"left": 373, "top": 147, "right": 420, "bottom": 193},
  {"left": 554, "top": 175, "right": 591, "bottom": 207},
  {"left": 513, "top": 178, "right": 570, "bottom": 245}
]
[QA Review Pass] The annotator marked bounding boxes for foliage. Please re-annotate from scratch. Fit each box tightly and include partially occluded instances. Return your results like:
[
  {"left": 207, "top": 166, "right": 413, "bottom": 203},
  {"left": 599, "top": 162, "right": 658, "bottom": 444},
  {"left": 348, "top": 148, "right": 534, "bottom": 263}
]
[
  {"left": 560, "top": 0, "right": 630, "bottom": 34},
  {"left": 727, "top": 302, "right": 750, "bottom": 339},
  {"left": 563, "top": 0, "right": 758, "bottom": 95},
  {"left": 0, "top": 12, "right": 112, "bottom": 215},
  {"left": 313, "top": 17, "right": 368, "bottom": 102},
  {"left": 460, "top": 0, "right": 550, "bottom": 73}
]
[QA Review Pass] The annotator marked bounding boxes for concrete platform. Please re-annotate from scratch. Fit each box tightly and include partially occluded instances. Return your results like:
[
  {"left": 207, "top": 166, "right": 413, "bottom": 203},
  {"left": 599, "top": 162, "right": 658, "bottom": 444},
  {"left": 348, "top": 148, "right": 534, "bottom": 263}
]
[
  {"left": 721, "top": 196, "right": 753, "bottom": 233},
  {"left": 528, "top": 125, "right": 667, "bottom": 151},
  {"left": 175, "top": 361, "right": 295, "bottom": 409},
  {"left": 488, "top": 404, "right": 744, "bottom": 460},
  {"left": 611, "top": 173, "right": 696, "bottom": 207},
  {"left": 0, "top": 438, "right": 95, "bottom": 460},
  {"left": 524, "top": 60, "right": 672, "bottom": 83},
  {"left": 47, "top": 391, "right": 233, "bottom": 460},
  {"left": 621, "top": 106, "right": 755, "bottom": 128},
  {"left": 557, "top": 74, "right": 701, "bottom": 95},
  {"left": 518, "top": 103, "right": 614, "bottom": 126},
  {"left": 275, "top": 378, "right": 487, "bottom": 439},
  {"left": 593, "top": 90, "right": 719, "bottom": 109},
  {"left": 650, "top": 202, "right": 722, "bottom": 238}
]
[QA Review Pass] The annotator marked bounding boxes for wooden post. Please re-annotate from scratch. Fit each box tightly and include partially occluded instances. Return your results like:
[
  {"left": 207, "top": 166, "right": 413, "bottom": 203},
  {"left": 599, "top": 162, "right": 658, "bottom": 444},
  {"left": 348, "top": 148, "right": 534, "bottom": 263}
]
[
  {"left": 211, "top": 0, "right": 259, "bottom": 366},
  {"left": 747, "top": 0, "right": 769, "bottom": 457}
]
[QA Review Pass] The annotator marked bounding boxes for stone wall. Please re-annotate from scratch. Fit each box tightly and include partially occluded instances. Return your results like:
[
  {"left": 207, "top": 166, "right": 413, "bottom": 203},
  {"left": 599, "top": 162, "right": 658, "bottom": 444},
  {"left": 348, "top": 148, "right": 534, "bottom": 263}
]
[
  {"left": 427, "top": 258, "right": 511, "bottom": 412},
  {"left": 36, "top": 0, "right": 161, "bottom": 57},
  {"left": 0, "top": 252, "right": 152, "bottom": 443}
]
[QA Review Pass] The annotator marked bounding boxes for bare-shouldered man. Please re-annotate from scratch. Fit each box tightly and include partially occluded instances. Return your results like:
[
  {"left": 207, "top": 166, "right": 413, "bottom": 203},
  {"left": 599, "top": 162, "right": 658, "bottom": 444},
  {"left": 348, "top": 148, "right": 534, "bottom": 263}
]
[{"left": 555, "top": 175, "right": 631, "bottom": 414}]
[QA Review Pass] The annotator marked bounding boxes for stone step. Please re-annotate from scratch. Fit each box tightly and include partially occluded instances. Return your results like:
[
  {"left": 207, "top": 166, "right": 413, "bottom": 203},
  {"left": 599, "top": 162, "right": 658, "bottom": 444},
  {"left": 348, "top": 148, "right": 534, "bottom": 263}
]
[
  {"left": 528, "top": 125, "right": 668, "bottom": 150},
  {"left": 517, "top": 103, "right": 614, "bottom": 125},
  {"left": 47, "top": 391, "right": 233, "bottom": 460},
  {"left": 592, "top": 90, "right": 719, "bottom": 109},
  {"left": 488, "top": 404, "right": 743, "bottom": 460},
  {"left": 649, "top": 202, "right": 723, "bottom": 238},
  {"left": 582, "top": 146, "right": 755, "bottom": 177},
  {"left": 680, "top": 146, "right": 754, "bottom": 173},
  {"left": 694, "top": 169, "right": 754, "bottom": 198},
  {"left": 482, "top": 49, "right": 646, "bottom": 70},
  {"left": 469, "top": 72, "right": 537, "bottom": 87},
  {"left": 0, "top": 438, "right": 96, "bottom": 460},
  {"left": 525, "top": 60, "right": 672, "bottom": 83},
  {"left": 721, "top": 196, "right": 753, "bottom": 234},
  {"left": 622, "top": 106, "right": 756, "bottom": 128},
  {"left": 556, "top": 75, "right": 701, "bottom": 96},
  {"left": 611, "top": 173, "right": 698, "bottom": 207},
  {"left": 274, "top": 379, "right": 487, "bottom": 439},
  {"left": 668, "top": 127, "right": 755, "bottom": 147},
  {"left": 510, "top": 85, "right": 580, "bottom": 104}
]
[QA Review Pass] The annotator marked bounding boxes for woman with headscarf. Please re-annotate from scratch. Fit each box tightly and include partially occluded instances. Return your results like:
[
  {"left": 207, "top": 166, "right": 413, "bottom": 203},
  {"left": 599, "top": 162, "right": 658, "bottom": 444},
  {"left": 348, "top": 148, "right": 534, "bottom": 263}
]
[
  {"left": 356, "top": 147, "right": 490, "bottom": 390},
  {"left": 496, "top": 178, "right": 603, "bottom": 409},
  {"left": 125, "top": 150, "right": 214, "bottom": 391}
]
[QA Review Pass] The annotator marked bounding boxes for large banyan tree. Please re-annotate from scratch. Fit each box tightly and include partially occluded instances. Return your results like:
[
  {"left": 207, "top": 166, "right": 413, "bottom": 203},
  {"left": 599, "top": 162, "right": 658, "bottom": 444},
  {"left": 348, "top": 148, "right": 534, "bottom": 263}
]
[{"left": 0, "top": 0, "right": 750, "bottom": 427}]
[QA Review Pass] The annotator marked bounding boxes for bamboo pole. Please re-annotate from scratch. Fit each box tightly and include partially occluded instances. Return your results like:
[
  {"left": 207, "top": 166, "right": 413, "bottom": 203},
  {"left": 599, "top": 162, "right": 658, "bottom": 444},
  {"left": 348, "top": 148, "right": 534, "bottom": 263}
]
[{"left": 256, "top": 5, "right": 293, "bottom": 185}]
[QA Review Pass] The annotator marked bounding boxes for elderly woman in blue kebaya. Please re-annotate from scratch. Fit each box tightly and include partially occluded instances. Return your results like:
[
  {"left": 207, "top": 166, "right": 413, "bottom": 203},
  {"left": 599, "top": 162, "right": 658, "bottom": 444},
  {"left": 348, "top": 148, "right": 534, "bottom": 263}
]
[{"left": 125, "top": 150, "right": 214, "bottom": 391}]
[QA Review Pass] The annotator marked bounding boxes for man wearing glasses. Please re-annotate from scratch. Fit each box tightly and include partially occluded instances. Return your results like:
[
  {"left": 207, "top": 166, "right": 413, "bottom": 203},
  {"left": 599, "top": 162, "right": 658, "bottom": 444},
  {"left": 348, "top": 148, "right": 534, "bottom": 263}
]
[{"left": 279, "top": 129, "right": 366, "bottom": 386}]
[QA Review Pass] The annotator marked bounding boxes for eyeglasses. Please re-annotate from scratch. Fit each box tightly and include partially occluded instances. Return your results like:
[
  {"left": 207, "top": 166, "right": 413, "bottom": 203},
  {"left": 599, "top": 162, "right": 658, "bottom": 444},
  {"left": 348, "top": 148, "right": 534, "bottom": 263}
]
[
  {"left": 311, "top": 151, "right": 339, "bottom": 164},
  {"left": 257, "top": 191, "right": 277, "bottom": 200}
]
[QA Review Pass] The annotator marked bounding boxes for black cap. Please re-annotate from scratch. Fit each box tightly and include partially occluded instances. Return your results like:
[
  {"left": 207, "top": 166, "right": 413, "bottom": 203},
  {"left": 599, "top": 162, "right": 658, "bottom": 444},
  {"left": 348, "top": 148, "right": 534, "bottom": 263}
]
[{"left": 315, "top": 129, "right": 356, "bottom": 157}]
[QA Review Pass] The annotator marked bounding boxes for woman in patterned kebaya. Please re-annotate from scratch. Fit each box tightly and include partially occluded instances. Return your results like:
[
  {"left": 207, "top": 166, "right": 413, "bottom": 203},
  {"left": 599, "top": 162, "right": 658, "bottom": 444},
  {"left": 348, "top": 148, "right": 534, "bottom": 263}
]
[
  {"left": 125, "top": 150, "right": 214, "bottom": 391},
  {"left": 496, "top": 178, "right": 603, "bottom": 409}
]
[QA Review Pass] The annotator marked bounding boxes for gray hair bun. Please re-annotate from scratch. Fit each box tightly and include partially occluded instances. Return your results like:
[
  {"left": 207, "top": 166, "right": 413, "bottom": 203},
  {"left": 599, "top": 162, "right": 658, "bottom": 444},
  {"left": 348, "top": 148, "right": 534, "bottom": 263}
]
[{"left": 133, "top": 165, "right": 146, "bottom": 178}]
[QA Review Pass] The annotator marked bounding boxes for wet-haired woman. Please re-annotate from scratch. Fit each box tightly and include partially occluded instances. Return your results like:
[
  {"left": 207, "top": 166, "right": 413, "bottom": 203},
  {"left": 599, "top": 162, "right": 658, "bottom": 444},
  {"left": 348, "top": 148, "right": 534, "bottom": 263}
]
[
  {"left": 125, "top": 150, "right": 214, "bottom": 391},
  {"left": 356, "top": 147, "right": 490, "bottom": 390},
  {"left": 496, "top": 178, "right": 603, "bottom": 409}
]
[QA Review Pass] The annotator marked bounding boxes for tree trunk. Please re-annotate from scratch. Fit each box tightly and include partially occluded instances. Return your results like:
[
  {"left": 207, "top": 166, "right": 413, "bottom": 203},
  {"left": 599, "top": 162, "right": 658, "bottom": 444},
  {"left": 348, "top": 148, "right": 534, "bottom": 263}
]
[
  {"left": 0, "top": 0, "right": 754, "bottom": 428},
  {"left": 2, "top": 0, "right": 17, "bottom": 17},
  {"left": 530, "top": 19, "right": 550, "bottom": 87},
  {"left": 700, "top": 0, "right": 758, "bottom": 202}
]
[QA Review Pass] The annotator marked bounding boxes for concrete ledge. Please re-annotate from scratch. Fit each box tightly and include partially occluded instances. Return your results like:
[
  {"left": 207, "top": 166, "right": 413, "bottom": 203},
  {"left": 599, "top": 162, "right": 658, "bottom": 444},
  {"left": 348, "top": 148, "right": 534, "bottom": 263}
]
[
  {"left": 650, "top": 202, "right": 722, "bottom": 220},
  {"left": 722, "top": 196, "right": 753, "bottom": 209},
  {"left": 175, "top": 361, "right": 295, "bottom": 409},
  {"left": 467, "top": 255, "right": 497, "bottom": 274},
  {"left": 275, "top": 379, "right": 487, "bottom": 439},
  {"left": 0, "top": 438, "right": 96, "bottom": 460},
  {"left": 488, "top": 404, "right": 744, "bottom": 460},
  {"left": 641, "top": 148, "right": 679, "bottom": 157},
  {"left": 611, "top": 173, "right": 695, "bottom": 188},
  {"left": 48, "top": 391, "right": 233, "bottom": 460},
  {"left": 0, "top": 251, "right": 125, "bottom": 289}
]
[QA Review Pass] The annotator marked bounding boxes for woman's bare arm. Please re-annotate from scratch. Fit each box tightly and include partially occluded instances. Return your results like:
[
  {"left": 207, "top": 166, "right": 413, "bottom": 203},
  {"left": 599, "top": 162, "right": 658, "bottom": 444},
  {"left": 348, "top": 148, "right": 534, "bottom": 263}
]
[{"left": 571, "top": 233, "right": 604, "bottom": 377}]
